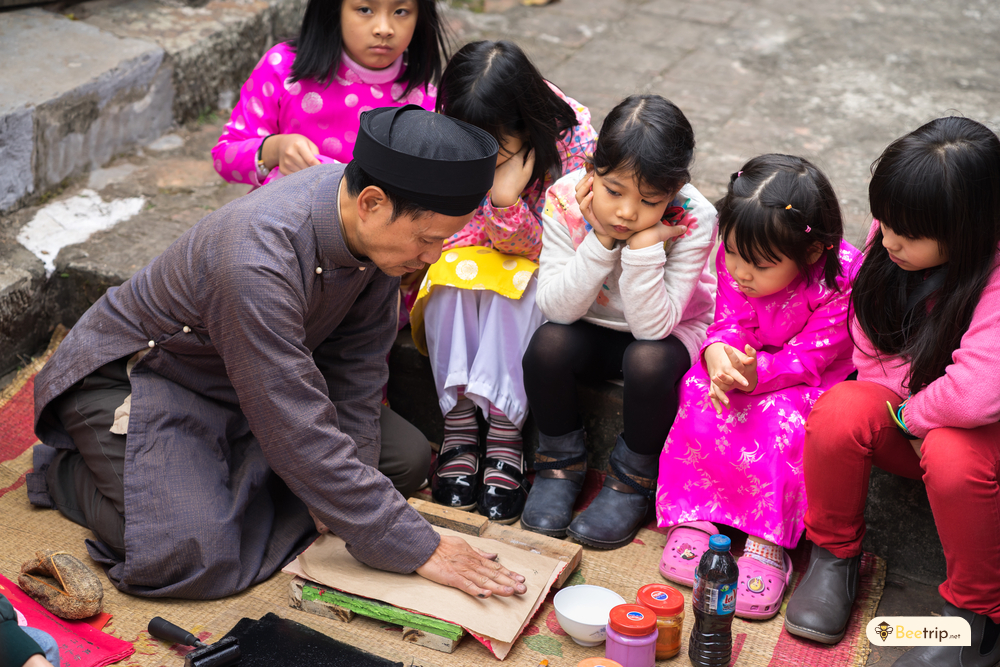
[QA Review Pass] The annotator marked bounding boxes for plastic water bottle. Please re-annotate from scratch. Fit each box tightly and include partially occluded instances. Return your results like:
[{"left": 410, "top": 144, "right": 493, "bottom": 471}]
[{"left": 688, "top": 534, "right": 739, "bottom": 667}]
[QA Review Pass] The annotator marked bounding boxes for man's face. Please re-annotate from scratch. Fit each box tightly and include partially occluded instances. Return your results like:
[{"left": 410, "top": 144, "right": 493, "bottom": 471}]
[{"left": 357, "top": 203, "right": 472, "bottom": 276}]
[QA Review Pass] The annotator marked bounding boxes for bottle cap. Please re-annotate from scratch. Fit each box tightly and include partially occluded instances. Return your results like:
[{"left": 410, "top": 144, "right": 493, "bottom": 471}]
[
  {"left": 636, "top": 583, "right": 684, "bottom": 616},
  {"left": 608, "top": 604, "right": 657, "bottom": 636},
  {"left": 577, "top": 659, "right": 624, "bottom": 667},
  {"left": 709, "top": 534, "right": 731, "bottom": 552}
]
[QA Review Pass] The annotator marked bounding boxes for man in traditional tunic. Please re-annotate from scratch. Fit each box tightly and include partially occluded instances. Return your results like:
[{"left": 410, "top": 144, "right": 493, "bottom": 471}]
[{"left": 28, "top": 106, "right": 527, "bottom": 600}]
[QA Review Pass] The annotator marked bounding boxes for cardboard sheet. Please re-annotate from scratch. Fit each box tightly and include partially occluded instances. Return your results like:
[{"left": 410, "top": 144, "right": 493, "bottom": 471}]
[{"left": 285, "top": 527, "right": 565, "bottom": 659}]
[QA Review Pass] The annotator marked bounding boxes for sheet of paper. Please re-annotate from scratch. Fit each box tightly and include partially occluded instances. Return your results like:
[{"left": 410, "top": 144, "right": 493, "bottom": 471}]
[{"left": 290, "top": 527, "right": 563, "bottom": 646}]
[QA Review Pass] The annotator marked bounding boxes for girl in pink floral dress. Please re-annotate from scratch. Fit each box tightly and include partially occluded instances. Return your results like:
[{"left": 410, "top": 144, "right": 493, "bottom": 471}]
[
  {"left": 656, "top": 154, "right": 861, "bottom": 620},
  {"left": 212, "top": 0, "right": 446, "bottom": 188}
]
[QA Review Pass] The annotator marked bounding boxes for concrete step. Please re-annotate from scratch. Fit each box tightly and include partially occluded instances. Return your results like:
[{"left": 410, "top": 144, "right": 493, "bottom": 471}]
[
  {"left": 0, "top": 8, "right": 172, "bottom": 214},
  {"left": 0, "top": 0, "right": 305, "bottom": 216}
]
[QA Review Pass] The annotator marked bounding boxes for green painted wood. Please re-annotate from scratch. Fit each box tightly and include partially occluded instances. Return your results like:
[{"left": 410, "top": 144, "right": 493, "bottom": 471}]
[{"left": 301, "top": 584, "right": 464, "bottom": 641}]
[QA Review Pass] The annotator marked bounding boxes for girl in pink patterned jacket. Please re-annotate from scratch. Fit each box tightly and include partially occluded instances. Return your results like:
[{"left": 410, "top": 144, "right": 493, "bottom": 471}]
[
  {"left": 212, "top": 0, "right": 447, "bottom": 189},
  {"left": 656, "top": 154, "right": 860, "bottom": 621},
  {"left": 410, "top": 40, "right": 597, "bottom": 525}
]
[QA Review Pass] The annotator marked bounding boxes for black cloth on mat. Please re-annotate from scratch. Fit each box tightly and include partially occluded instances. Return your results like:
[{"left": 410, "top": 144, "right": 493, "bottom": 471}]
[{"left": 224, "top": 613, "right": 402, "bottom": 667}]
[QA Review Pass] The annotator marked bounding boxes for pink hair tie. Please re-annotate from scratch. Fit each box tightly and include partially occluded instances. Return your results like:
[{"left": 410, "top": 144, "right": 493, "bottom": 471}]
[
  {"left": 805, "top": 225, "right": 812, "bottom": 233},
  {"left": 737, "top": 171, "right": 743, "bottom": 177}
]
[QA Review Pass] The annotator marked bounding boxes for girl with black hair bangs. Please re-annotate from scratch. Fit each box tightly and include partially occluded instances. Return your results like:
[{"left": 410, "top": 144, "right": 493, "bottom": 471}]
[
  {"left": 409, "top": 40, "right": 597, "bottom": 525},
  {"left": 786, "top": 117, "right": 1000, "bottom": 667},
  {"left": 655, "top": 154, "right": 861, "bottom": 621},
  {"left": 519, "top": 95, "right": 718, "bottom": 548},
  {"left": 212, "top": 0, "right": 447, "bottom": 189}
]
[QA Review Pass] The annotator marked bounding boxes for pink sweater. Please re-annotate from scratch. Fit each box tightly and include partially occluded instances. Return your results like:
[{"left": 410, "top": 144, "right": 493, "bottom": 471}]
[
  {"left": 853, "top": 227, "right": 1000, "bottom": 437},
  {"left": 212, "top": 43, "right": 436, "bottom": 189}
]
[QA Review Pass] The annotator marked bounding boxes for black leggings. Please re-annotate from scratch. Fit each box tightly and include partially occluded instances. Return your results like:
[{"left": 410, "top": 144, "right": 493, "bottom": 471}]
[{"left": 522, "top": 321, "right": 691, "bottom": 456}]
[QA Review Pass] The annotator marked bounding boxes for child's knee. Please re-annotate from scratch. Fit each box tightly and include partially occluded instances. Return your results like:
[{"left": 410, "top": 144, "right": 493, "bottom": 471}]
[{"left": 921, "top": 428, "right": 996, "bottom": 499}]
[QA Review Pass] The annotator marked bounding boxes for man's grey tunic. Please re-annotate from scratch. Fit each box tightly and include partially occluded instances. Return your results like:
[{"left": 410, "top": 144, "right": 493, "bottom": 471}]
[{"left": 33, "top": 165, "right": 440, "bottom": 599}]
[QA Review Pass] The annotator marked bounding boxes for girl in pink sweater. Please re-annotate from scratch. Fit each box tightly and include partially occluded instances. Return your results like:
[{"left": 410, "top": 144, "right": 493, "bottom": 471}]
[
  {"left": 212, "top": 0, "right": 446, "bottom": 189},
  {"left": 785, "top": 117, "right": 1000, "bottom": 667}
]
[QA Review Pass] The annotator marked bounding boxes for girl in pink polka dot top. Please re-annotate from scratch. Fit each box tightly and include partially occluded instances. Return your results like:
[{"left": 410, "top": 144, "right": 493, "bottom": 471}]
[
  {"left": 409, "top": 40, "right": 598, "bottom": 525},
  {"left": 212, "top": 0, "right": 447, "bottom": 189}
]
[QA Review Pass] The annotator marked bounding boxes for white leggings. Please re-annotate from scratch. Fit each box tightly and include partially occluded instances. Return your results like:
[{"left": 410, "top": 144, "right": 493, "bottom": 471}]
[{"left": 422, "top": 278, "right": 543, "bottom": 430}]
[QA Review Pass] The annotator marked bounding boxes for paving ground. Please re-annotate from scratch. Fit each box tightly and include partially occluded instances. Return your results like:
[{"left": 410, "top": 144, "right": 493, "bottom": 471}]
[{"left": 4, "top": 0, "right": 999, "bottom": 664}]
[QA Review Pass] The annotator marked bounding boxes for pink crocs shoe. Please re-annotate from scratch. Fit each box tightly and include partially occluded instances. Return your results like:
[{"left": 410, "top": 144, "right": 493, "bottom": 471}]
[
  {"left": 734, "top": 552, "right": 793, "bottom": 620},
  {"left": 659, "top": 521, "right": 719, "bottom": 586}
]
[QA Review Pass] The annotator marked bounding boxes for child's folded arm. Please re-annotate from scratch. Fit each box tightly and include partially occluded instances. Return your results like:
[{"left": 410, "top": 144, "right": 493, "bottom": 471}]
[
  {"left": 619, "top": 211, "right": 716, "bottom": 340},
  {"left": 212, "top": 51, "right": 285, "bottom": 186},
  {"left": 536, "top": 216, "right": 618, "bottom": 323},
  {"left": 480, "top": 197, "right": 543, "bottom": 260}
]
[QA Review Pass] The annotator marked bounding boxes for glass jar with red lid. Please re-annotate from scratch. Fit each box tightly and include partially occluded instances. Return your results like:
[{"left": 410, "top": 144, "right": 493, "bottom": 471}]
[
  {"left": 636, "top": 583, "right": 685, "bottom": 659},
  {"left": 605, "top": 604, "right": 657, "bottom": 667}
]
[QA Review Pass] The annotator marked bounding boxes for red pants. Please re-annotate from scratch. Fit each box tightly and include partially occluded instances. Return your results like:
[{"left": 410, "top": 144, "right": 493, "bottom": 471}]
[{"left": 804, "top": 381, "right": 1000, "bottom": 621}]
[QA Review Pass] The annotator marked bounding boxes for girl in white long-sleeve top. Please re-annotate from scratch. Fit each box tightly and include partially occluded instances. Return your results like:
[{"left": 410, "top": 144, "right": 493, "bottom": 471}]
[{"left": 520, "top": 94, "right": 718, "bottom": 549}]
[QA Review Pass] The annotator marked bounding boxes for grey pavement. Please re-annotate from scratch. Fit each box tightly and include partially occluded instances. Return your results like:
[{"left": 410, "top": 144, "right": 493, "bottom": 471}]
[{"left": 2, "top": 1, "right": 999, "bottom": 664}]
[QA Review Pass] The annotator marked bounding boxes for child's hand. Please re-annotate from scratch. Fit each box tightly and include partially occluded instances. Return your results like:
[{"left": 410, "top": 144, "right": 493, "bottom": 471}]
[
  {"left": 575, "top": 173, "right": 615, "bottom": 249},
  {"left": 491, "top": 146, "right": 535, "bottom": 208},
  {"left": 266, "top": 133, "right": 321, "bottom": 175},
  {"left": 704, "top": 343, "right": 759, "bottom": 413},
  {"left": 627, "top": 220, "right": 688, "bottom": 250}
]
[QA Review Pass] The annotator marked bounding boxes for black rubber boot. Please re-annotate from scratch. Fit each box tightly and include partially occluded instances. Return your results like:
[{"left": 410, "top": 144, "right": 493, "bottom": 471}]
[
  {"left": 520, "top": 429, "right": 587, "bottom": 538},
  {"left": 784, "top": 544, "right": 860, "bottom": 644},
  {"left": 890, "top": 602, "right": 1000, "bottom": 667},
  {"left": 566, "top": 435, "right": 656, "bottom": 550}
]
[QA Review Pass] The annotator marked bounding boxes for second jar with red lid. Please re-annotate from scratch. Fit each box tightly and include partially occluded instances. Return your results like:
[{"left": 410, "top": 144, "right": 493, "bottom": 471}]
[{"left": 636, "top": 583, "right": 685, "bottom": 659}]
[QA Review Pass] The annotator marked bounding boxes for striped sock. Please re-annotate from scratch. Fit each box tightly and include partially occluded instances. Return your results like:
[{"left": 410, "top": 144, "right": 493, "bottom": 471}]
[
  {"left": 483, "top": 405, "right": 523, "bottom": 490},
  {"left": 744, "top": 535, "right": 784, "bottom": 571},
  {"left": 436, "top": 396, "right": 478, "bottom": 478}
]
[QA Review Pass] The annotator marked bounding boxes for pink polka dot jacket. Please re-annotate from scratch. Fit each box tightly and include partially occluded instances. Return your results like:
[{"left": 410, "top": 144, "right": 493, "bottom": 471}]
[
  {"left": 440, "top": 84, "right": 597, "bottom": 263},
  {"left": 212, "top": 42, "right": 437, "bottom": 189}
]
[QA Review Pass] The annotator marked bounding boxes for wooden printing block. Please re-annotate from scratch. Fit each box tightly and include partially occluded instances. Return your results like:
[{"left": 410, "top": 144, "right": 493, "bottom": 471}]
[{"left": 288, "top": 577, "right": 464, "bottom": 654}]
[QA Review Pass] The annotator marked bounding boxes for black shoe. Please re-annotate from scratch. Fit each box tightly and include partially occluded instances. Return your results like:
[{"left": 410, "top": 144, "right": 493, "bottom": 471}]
[
  {"left": 890, "top": 602, "right": 1000, "bottom": 667},
  {"left": 784, "top": 544, "right": 860, "bottom": 644},
  {"left": 477, "top": 457, "right": 530, "bottom": 524},
  {"left": 520, "top": 429, "right": 587, "bottom": 537},
  {"left": 567, "top": 435, "right": 656, "bottom": 550},
  {"left": 430, "top": 443, "right": 480, "bottom": 510}
]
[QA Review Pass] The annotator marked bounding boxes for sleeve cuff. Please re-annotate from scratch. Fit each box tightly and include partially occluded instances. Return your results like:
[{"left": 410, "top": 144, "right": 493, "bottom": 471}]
[
  {"left": 347, "top": 505, "right": 441, "bottom": 574},
  {"left": 621, "top": 242, "right": 667, "bottom": 266},
  {"left": 581, "top": 230, "right": 622, "bottom": 261}
]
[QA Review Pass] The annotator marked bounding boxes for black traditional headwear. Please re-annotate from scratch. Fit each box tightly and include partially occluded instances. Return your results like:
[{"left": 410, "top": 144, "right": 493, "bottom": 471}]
[{"left": 354, "top": 105, "right": 499, "bottom": 216}]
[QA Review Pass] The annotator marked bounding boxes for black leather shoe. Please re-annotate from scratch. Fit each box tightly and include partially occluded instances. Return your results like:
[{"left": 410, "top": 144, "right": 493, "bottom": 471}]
[
  {"left": 430, "top": 443, "right": 480, "bottom": 510},
  {"left": 784, "top": 544, "right": 860, "bottom": 644},
  {"left": 566, "top": 435, "right": 656, "bottom": 550},
  {"left": 890, "top": 602, "right": 1000, "bottom": 667},
  {"left": 477, "top": 458, "right": 530, "bottom": 524},
  {"left": 520, "top": 429, "right": 587, "bottom": 537}
]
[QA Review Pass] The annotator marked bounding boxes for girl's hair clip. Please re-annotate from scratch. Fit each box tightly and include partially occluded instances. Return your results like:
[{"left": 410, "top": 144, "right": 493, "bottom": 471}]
[{"left": 785, "top": 204, "right": 793, "bottom": 210}]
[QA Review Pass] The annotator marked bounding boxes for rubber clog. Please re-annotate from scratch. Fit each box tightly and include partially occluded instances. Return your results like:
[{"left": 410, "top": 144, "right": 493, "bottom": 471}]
[
  {"left": 658, "top": 521, "right": 719, "bottom": 586},
  {"left": 735, "top": 552, "right": 793, "bottom": 620}
]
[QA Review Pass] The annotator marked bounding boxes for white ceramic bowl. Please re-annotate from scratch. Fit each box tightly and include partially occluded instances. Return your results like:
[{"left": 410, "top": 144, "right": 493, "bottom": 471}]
[{"left": 553, "top": 585, "right": 626, "bottom": 646}]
